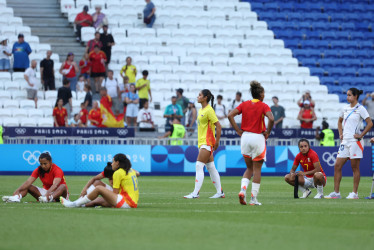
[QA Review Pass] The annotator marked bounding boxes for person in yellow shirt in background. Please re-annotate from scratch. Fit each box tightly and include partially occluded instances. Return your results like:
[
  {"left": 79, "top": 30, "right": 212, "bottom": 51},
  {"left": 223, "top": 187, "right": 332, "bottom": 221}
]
[
  {"left": 120, "top": 56, "right": 137, "bottom": 84},
  {"left": 61, "top": 153, "right": 139, "bottom": 209},
  {"left": 136, "top": 70, "right": 152, "bottom": 109}
]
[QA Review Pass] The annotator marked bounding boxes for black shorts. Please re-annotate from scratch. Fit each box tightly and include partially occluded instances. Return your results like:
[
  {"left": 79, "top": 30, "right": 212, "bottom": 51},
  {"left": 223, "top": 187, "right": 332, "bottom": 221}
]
[{"left": 91, "top": 72, "right": 106, "bottom": 78}]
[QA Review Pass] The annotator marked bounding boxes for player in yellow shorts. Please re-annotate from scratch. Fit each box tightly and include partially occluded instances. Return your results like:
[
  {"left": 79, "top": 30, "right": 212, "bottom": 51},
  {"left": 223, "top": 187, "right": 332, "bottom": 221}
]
[
  {"left": 184, "top": 89, "right": 224, "bottom": 199},
  {"left": 61, "top": 154, "right": 139, "bottom": 208}
]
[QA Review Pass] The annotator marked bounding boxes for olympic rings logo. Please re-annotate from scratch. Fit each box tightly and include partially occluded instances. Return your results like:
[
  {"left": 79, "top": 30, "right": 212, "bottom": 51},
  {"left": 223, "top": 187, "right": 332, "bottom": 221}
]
[
  {"left": 282, "top": 130, "right": 294, "bottom": 136},
  {"left": 322, "top": 152, "right": 338, "bottom": 167},
  {"left": 23, "top": 151, "right": 51, "bottom": 165},
  {"left": 117, "top": 129, "right": 128, "bottom": 136},
  {"left": 15, "top": 128, "right": 26, "bottom": 135}
]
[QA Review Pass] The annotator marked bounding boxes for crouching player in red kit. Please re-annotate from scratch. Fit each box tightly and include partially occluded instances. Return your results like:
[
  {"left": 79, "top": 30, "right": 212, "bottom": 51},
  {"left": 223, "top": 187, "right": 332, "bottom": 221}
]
[
  {"left": 2, "top": 153, "right": 69, "bottom": 203},
  {"left": 61, "top": 153, "right": 138, "bottom": 209},
  {"left": 285, "top": 139, "right": 326, "bottom": 199}
]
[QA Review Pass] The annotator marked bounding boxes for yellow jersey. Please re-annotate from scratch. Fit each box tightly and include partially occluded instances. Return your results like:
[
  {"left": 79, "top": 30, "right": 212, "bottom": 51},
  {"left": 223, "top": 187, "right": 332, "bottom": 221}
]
[
  {"left": 113, "top": 168, "right": 139, "bottom": 208},
  {"left": 120, "top": 65, "right": 137, "bottom": 83},
  {"left": 197, "top": 104, "right": 218, "bottom": 148},
  {"left": 136, "top": 78, "right": 150, "bottom": 99}
]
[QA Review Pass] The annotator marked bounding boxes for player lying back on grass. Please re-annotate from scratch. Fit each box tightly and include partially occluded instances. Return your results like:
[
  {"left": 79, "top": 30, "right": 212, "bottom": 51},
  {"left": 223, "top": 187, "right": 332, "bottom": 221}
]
[
  {"left": 79, "top": 162, "right": 140, "bottom": 207},
  {"left": 61, "top": 153, "right": 139, "bottom": 209},
  {"left": 2, "top": 152, "right": 69, "bottom": 203},
  {"left": 285, "top": 139, "right": 326, "bottom": 199}
]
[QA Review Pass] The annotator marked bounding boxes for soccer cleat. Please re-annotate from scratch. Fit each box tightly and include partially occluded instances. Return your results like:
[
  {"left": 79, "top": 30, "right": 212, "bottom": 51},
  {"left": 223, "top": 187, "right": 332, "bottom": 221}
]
[
  {"left": 346, "top": 192, "right": 359, "bottom": 199},
  {"left": 38, "top": 196, "right": 48, "bottom": 203},
  {"left": 183, "top": 193, "right": 199, "bottom": 199},
  {"left": 314, "top": 193, "right": 324, "bottom": 199},
  {"left": 238, "top": 192, "right": 247, "bottom": 205},
  {"left": 325, "top": 192, "right": 341, "bottom": 199},
  {"left": 60, "top": 197, "right": 77, "bottom": 207},
  {"left": 7, "top": 195, "right": 21, "bottom": 203},
  {"left": 209, "top": 192, "right": 225, "bottom": 199},
  {"left": 300, "top": 189, "right": 312, "bottom": 199},
  {"left": 2, "top": 196, "right": 11, "bottom": 202},
  {"left": 249, "top": 194, "right": 262, "bottom": 206}
]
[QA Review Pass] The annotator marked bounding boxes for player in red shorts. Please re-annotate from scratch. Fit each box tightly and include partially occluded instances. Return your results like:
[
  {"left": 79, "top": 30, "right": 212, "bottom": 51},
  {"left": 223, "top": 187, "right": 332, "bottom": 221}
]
[
  {"left": 285, "top": 139, "right": 327, "bottom": 199},
  {"left": 2, "top": 153, "right": 69, "bottom": 203},
  {"left": 228, "top": 81, "right": 274, "bottom": 206}
]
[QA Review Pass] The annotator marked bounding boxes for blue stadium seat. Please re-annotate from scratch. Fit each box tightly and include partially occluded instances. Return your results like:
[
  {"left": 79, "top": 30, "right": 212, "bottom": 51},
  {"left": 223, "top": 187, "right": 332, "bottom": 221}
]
[
  {"left": 330, "top": 40, "right": 357, "bottom": 50},
  {"left": 323, "top": 3, "right": 339, "bottom": 12},
  {"left": 354, "top": 22, "right": 371, "bottom": 32},
  {"left": 345, "top": 13, "right": 362, "bottom": 22},
  {"left": 355, "top": 50, "right": 369, "bottom": 59},
  {"left": 297, "top": 22, "right": 311, "bottom": 30},
  {"left": 358, "top": 68, "right": 374, "bottom": 77},
  {"left": 301, "top": 58, "right": 317, "bottom": 67},
  {"left": 350, "top": 31, "right": 365, "bottom": 41},
  {"left": 330, "top": 13, "right": 346, "bottom": 22},
  {"left": 323, "top": 50, "right": 339, "bottom": 58},
  {"left": 264, "top": 2, "right": 279, "bottom": 12},
  {"left": 305, "top": 30, "right": 321, "bottom": 39},
  {"left": 328, "top": 86, "right": 343, "bottom": 94},
  {"left": 250, "top": 2, "right": 265, "bottom": 12},
  {"left": 287, "top": 13, "right": 303, "bottom": 22},
  {"left": 362, "top": 59, "right": 374, "bottom": 68},
  {"left": 319, "top": 58, "right": 335, "bottom": 68},
  {"left": 278, "top": 3, "right": 293, "bottom": 12},
  {"left": 328, "top": 67, "right": 357, "bottom": 77},
  {"left": 341, "top": 23, "right": 355, "bottom": 31},
  {"left": 310, "top": 67, "right": 325, "bottom": 77},
  {"left": 339, "top": 50, "right": 355, "bottom": 59},
  {"left": 284, "top": 40, "right": 300, "bottom": 49},
  {"left": 320, "top": 76, "right": 337, "bottom": 85},
  {"left": 321, "top": 31, "right": 337, "bottom": 40},
  {"left": 335, "top": 31, "right": 350, "bottom": 40},
  {"left": 359, "top": 41, "right": 373, "bottom": 49},
  {"left": 304, "top": 13, "right": 329, "bottom": 22}
]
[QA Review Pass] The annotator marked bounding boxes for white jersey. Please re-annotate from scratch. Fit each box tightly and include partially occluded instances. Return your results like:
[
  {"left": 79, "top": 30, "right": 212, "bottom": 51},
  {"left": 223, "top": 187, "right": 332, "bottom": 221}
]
[
  {"left": 339, "top": 104, "right": 369, "bottom": 143},
  {"left": 24, "top": 67, "right": 39, "bottom": 90},
  {"left": 137, "top": 108, "right": 154, "bottom": 128}
]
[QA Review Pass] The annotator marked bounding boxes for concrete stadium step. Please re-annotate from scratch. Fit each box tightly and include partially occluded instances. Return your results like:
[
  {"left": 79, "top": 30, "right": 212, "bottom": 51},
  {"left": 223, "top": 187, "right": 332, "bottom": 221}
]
[{"left": 22, "top": 18, "right": 70, "bottom": 26}]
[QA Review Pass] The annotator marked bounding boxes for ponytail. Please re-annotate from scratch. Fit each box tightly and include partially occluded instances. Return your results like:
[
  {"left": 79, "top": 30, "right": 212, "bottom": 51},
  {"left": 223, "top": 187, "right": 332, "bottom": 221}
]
[
  {"left": 201, "top": 89, "right": 214, "bottom": 107},
  {"left": 348, "top": 87, "right": 363, "bottom": 101}
]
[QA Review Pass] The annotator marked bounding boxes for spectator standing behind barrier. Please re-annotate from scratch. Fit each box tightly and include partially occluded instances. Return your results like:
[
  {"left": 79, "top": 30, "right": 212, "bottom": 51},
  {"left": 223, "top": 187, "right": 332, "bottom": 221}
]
[
  {"left": 176, "top": 88, "right": 189, "bottom": 125},
  {"left": 59, "top": 52, "right": 79, "bottom": 92},
  {"left": 143, "top": 0, "right": 156, "bottom": 28},
  {"left": 362, "top": 92, "right": 374, "bottom": 124},
  {"left": 185, "top": 100, "right": 197, "bottom": 136},
  {"left": 270, "top": 96, "right": 285, "bottom": 129},
  {"left": 316, "top": 120, "right": 335, "bottom": 146},
  {"left": 100, "top": 25, "right": 115, "bottom": 65},
  {"left": 57, "top": 78, "right": 73, "bottom": 119},
  {"left": 297, "top": 90, "right": 315, "bottom": 108},
  {"left": 86, "top": 32, "right": 103, "bottom": 54},
  {"left": 119, "top": 76, "right": 129, "bottom": 114},
  {"left": 92, "top": 5, "right": 107, "bottom": 30},
  {"left": 40, "top": 50, "right": 55, "bottom": 91},
  {"left": 137, "top": 100, "right": 155, "bottom": 131},
  {"left": 79, "top": 54, "right": 91, "bottom": 84},
  {"left": 89, "top": 45, "right": 107, "bottom": 93},
  {"left": 136, "top": 70, "right": 152, "bottom": 109},
  {"left": 83, "top": 84, "right": 92, "bottom": 110},
  {"left": 158, "top": 118, "right": 186, "bottom": 145},
  {"left": 120, "top": 57, "right": 137, "bottom": 84},
  {"left": 298, "top": 100, "right": 317, "bottom": 129},
  {"left": 102, "top": 70, "right": 120, "bottom": 115},
  {"left": 74, "top": 5, "right": 93, "bottom": 42},
  {"left": 79, "top": 102, "right": 88, "bottom": 127},
  {"left": 214, "top": 95, "right": 228, "bottom": 128},
  {"left": 88, "top": 101, "right": 102, "bottom": 127},
  {"left": 125, "top": 84, "right": 139, "bottom": 127},
  {"left": 164, "top": 96, "right": 183, "bottom": 131},
  {"left": 0, "top": 37, "right": 12, "bottom": 72},
  {"left": 77, "top": 75, "right": 86, "bottom": 93},
  {"left": 12, "top": 34, "right": 32, "bottom": 72},
  {"left": 24, "top": 60, "right": 39, "bottom": 108},
  {"left": 53, "top": 98, "right": 68, "bottom": 127},
  {"left": 229, "top": 91, "right": 244, "bottom": 128}
]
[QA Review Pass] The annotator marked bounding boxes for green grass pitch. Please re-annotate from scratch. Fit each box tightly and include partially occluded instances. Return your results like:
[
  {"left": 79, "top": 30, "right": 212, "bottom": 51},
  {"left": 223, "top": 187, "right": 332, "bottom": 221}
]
[{"left": 1, "top": 175, "right": 374, "bottom": 250}]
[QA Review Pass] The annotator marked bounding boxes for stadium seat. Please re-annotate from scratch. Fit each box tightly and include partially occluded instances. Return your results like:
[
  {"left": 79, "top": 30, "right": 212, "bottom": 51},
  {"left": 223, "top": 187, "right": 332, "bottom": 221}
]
[
  {"left": 45, "top": 91, "right": 57, "bottom": 101},
  {"left": 38, "top": 118, "right": 53, "bottom": 127},
  {"left": 3, "top": 117, "right": 19, "bottom": 127},
  {"left": 28, "top": 109, "right": 44, "bottom": 118},
  {"left": 0, "top": 109, "right": 12, "bottom": 119},
  {"left": 81, "top": 27, "right": 95, "bottom": 42}
]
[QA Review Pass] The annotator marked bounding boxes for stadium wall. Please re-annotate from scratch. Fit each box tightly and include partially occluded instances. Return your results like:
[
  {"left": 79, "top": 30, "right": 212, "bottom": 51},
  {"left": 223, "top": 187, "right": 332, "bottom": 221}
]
[{"left": 0, "top": 145, "right": 373, "bottom": 176}]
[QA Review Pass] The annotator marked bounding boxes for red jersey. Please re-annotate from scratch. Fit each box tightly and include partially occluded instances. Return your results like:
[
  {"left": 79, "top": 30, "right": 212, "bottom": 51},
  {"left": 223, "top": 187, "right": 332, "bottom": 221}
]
[
  {"left": 300, "top": 108, "right": 314, "bottom": 129},
  {"left": 236, "top": 99, "right": 271, "bottom": 133},
  {"left": 293, "top": 149, "right": 326, "bottom": 178},
  {"left": 53, "top": 107, "right": 67, "bottom": 126},
  {"left": 62, "top": 61, "right": 76, "bottom": 78},
  {"left": 87, "top": 39, "right": 103, "bottom": 53},
  {"left": 74, "top": 12, "right": 93, "bottom": 27},
  {"left": 79, "top": 59, "right": 91, "bottom": 74},
  {"left": 79, "top": 108, "right": 88, "bottom": 125},
  {"left": 31, "top": 164, "right": 67, "bottom": 190},
  {"left": 88, "top": 108, "right": 102, "bottom": 127},
  {"left": 89, "top": 51, "right": 106, "bottom": 73}
]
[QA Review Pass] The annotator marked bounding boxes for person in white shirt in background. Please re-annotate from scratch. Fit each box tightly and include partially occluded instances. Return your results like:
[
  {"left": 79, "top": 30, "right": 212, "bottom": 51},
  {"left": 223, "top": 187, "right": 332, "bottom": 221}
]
[
  {"left": 325, "top": 88, "right": 373, "bottom": 200},
  {"left": 24, "top": 60, "right": 40, "bottom": 108},
  {"left": 229, "top": 91, "right": 243, "bottom": 128},
  {"left": 137, "top": 100, "right": 154, "bottom": 131},
  {"left": 0, "top": 37, "right": 12, "bottom": 72},
  {"left": 213, "top": 95, "right": 228, "bottom": 128},
  {"left": 68, "top": 113, "right": 80, "bottom": 127},
  {"left": 76, "top": 75, "right": 86, "bottom": 93},
  {"left": 101, "top": 70, "right": 120, "bottom": 115}
]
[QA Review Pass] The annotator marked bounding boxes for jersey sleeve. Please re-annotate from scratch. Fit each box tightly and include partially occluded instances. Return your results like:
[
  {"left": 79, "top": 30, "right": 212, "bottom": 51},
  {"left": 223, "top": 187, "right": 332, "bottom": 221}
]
[
  {"left": 52, "top": 108, "right": 57, "bottom": 117},
  {"left": 53, "top": 167, "right": 64, "bottom": 179},
  {"left": 112, "top": 171, "right": 121, "bottom": 189},
  {"left": 359, "top": 106, "right": 370, "bottom": 120},
  {"left": 31, "top": 168, "right": 39, "bottom": 178},
  {"left": 263, "top": 103, "right": 271, "bottom": 114},
  {"left": 310, "top": 151, "right": 320, "bottom": 163},
  {"left": 236, "top": 102, "right": 243, "bottom": 114},
  {"left": 209, "top": 108, "right": 219, "bottom": 124},
  {"left": 339, "top": 107, "right": 344, "bottom": 118},
  {"left": 293, "top": 154, "right": 300, "bottom": 167}
]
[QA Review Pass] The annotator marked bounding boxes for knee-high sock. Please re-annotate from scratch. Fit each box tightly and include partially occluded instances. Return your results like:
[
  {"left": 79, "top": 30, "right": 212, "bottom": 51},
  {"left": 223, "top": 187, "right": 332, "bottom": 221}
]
[
  {"left": 192, "top": 161, "right": 205, "bottom": 196},
  {"left": 86, "top": 184, "right": 95, "bottom": 195},
  {"left": 206, "top": 161, "right": 222, "bottom": 193},
  {"left": 75, "top": 195, "right": 91, "bottom": 206},
  {"left": 240, "top": 178, "right": 250, "bottom": 194},
  {"left": 251, "top": 183, "right": 260, "bottom": 197}
]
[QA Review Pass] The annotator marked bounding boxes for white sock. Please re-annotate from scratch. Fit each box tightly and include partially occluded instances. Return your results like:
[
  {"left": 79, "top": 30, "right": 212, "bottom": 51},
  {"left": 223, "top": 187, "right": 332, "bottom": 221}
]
[
  {"left": 298, "top": 185, "right": 306, "bottom": 193},
  {"left": 75, "top": 195, "right": 91, "bottom": 206},
  {"left": 251, "top": 182, "right": 260, "bottom": 197},
  {"left": 192, "top": 161, "right": 205, "bottom": 196},
  {"left": 240, "top": 178, "right": 250, "bottom": 193},
  {"left": 86, "top": 184, "right": 95, "bottom": 195},
  {"left": 206, "top": 161, "right": 222, "bottom": 194},
  {"left": 317, "top": 185, "right": 323, "bottom": 195},
  {"left": 17, "top": 194, "right": 22, "bottom": 200},
  {"left": 48, "top": 195, "right": 54, "bottom": 202}
]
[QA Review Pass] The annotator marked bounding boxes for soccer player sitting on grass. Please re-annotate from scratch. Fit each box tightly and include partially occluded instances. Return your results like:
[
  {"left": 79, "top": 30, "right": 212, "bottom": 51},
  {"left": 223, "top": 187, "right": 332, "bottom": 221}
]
[
  {"left": 2, "top": 153, "right": 69, "bottom": 203},
  {"left": 61, "top": 154, "right": 139, "bottom": 209},
  {"left": 79, "top": 162, "right": 140, "bottom": 207},
  {"left": 284, "top": 139, "right": 326, "bottom": 199}
]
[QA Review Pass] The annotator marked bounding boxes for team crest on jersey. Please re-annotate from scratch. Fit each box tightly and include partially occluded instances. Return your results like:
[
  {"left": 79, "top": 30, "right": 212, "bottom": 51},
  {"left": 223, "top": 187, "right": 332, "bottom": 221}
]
[{"left": 308, "top": 158, "right": 310, "bottom": 162}]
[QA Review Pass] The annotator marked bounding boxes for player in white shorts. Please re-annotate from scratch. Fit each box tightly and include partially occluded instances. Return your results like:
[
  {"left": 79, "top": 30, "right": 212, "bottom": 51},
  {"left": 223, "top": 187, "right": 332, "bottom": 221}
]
[
  {"left": 326, "top": 88, "right": 373, "bottom": 199},
  {"left": 228, "top": 81, "right": 274, "bottom": 205}
]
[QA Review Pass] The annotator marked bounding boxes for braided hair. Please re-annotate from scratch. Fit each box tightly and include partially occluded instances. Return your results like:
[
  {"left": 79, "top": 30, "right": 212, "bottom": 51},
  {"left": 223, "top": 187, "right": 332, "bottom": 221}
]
[{"left": 201, "top": 89, "right": 215, "bottom": 107}]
